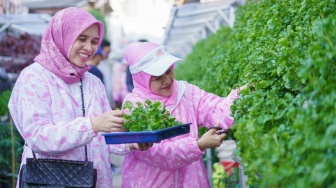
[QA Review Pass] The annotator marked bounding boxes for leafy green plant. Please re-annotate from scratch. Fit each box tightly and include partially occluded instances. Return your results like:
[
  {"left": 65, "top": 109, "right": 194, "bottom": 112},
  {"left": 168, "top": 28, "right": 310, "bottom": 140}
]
[
  {"left": 88, "top": 9, "right": 108, "bottom": 39},
  {"left": 0, "top": 89, "right": 24, "bottom": 187},
  {"left": 0, "top": 89, "right": 11, "bottom": 117},
  {"left": 122, "top": 99, "right": 182, "bottom": 132},
  {"left": 175, "top": 0, "right": 336, "bottom": 187},
  {"left": 198, "top": 127, "right": 208, "bottom": 138},
  {"left": 212, "top": 162, "right": 240, "bottom": 188},
  {"left": 0, "top": 122, "right": 23, "bottom": 187}
]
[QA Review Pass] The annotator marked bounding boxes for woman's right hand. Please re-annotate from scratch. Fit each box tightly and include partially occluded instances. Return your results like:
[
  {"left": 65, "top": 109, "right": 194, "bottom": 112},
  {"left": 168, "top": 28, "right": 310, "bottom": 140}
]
[
  {"left": 197, "top": 127, "right": 226, "bottom": 151},
  {"left": 90, "top": 110, "right": 125, "bottom": 132},
  {"left": 129, "top": 143, "right": 154, "bottom": 151}
]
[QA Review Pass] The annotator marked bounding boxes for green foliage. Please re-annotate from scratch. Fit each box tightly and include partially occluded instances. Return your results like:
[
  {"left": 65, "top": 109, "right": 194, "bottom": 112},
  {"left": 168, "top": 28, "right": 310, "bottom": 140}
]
[
  {"left": 0, "top": 123, "right": 23, "bottom": 187},
  {"left": 176, "top": 0, "right": 336, "bottom": 187},
  {"left": 175, "top": 26, "right": 235, "bottom": 96},
  {"left": 122, "top": 100, "right": 182, "bottom": 131},
  {"left": 212, "top": 162, "right": 227, "bottom": 188},
  {"left": 0, "top": 89, "right": 11, "bottom": 116},
  {"left": 212, "top": 163, "right": 240, "bottom": 188},
  {"left": 0, "top": 89, "right": 24, "bottom": 187},
  {"left": 198, "top": 127, "right": 208, "bottom": 138},
  {"left": 88, "top": 9, "right": 108, "bottom": 39},
  {"left": 287, "top": 15, "right": 336, "bottom": 187}
]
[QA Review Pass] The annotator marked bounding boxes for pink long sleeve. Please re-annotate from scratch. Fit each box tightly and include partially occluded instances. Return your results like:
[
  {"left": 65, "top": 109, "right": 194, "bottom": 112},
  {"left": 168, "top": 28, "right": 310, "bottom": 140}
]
[
  {"left": 121, "top": 81, "right": 239, "bottom": 188},
  {"left": 190, "top": 84, "right": 239, "bottom": 129},
  {"left": 9, "top": 63, "right": 129, "bottom": 188},
  {"left": 129, "top": 136, "right": 203, "bottom": 170},
  {"left": 9, "top": 65, "right": 97, "bottom": 154}
]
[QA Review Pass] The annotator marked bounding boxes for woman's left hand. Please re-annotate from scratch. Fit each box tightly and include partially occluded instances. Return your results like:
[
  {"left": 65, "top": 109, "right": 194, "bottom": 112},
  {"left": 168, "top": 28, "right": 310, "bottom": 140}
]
[
  {"left": 129, "top": 143, "right": 154, "bottom": 151},
  {"left": 237, "top": 83, "right": 249, "bottom": 94}
]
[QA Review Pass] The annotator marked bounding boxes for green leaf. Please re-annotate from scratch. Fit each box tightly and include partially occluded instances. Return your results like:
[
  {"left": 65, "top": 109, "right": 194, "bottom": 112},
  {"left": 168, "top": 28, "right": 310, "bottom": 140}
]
[{"left": 122, "top": 100, "right": 182, "bottom": 131}]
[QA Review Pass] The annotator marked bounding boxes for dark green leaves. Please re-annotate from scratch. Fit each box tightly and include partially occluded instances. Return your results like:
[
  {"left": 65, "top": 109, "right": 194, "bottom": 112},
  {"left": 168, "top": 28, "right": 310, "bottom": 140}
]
[{"left": 0, "top": 89, "right": 12, "bottom": 116}]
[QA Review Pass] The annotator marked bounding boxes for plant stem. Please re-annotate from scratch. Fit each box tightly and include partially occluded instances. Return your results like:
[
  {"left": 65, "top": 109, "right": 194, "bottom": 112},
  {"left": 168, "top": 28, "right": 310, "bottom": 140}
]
[{"left": 10, "top": 116, "right": 15, "bottom": 187}]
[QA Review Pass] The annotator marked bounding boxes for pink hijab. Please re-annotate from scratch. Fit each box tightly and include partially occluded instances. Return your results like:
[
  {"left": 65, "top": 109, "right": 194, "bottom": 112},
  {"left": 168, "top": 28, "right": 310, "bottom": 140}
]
[
  {"left": 34, "top": 7, "right": 104, "bottom": 84},
  {"left": 124, "top": 42, "right": 183, "bottom": 107}
]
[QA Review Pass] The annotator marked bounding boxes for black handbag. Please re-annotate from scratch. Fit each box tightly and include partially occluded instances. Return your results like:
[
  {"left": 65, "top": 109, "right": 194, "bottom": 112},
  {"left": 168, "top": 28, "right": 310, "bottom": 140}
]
[
  {"left": 19, "top": 79, "right": 97, "bottom": 188},
  {"left": 19, "top": 154, "right": 97, "bottom": 188}
]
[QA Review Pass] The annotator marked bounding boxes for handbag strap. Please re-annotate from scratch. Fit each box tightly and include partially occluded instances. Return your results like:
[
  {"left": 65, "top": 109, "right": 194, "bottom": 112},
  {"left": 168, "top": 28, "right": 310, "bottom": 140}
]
[
  {"left": 28, "top": 78, "right": 88, "bottom": 161},
  {"left": 79, "top": 78, "right": 89, "bottom": 161}
]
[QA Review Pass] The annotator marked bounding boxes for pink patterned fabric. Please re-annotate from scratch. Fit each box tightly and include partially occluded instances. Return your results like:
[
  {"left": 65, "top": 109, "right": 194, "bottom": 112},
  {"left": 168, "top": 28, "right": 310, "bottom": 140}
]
[
  {"left": 9, "top": 7, "right": 125, "bottom": 188},
  {"left": 9, "top": 63, "right": 129, "bottom": 188},
  {"left": 122, "top": 41, "right": 240, "bottom": 187},
  {"left": 122, "top": 80, "right": 239, "bottom": 187},
  {"left": 34, "top": 7, "right": 104, "bottom": 84}
]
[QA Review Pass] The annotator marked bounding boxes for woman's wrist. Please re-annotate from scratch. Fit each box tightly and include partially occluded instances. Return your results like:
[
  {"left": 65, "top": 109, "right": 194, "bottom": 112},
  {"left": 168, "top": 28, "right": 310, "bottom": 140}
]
[
  {"left": 196, "top": 139, "right": 206, "bottom": 151},
  {"left": 90, "top": 117, "right": 99, "bottom": 132}
]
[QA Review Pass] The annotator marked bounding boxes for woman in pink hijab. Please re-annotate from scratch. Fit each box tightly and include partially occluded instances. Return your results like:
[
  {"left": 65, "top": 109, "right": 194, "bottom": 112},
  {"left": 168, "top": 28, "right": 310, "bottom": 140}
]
[
  {"left": 122, "top": 41, "right": 246, "bottom": 188},
  {"left": 8, "top": 7, "right": 151, "bottom": 188}
]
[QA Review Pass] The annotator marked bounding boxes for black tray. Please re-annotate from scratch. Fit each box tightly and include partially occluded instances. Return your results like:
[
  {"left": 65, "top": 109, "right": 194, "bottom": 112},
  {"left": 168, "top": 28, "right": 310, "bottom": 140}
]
[{"left": 103, "top": 123, "right": 191, "bottom": 144}]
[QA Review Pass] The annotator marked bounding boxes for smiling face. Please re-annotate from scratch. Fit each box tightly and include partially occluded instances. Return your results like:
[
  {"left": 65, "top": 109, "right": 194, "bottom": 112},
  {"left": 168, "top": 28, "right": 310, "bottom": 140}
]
[
  {"left": 69, "top": 24, "right": 100, "bottom": 67},
  {"left": 149, "top": 66, "right": 175, "bottom": 97}
]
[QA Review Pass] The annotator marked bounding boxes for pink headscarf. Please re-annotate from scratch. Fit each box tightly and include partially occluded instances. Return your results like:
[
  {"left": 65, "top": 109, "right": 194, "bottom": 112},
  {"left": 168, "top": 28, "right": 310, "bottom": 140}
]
[
  {"left": 124, "top": 42, "right": 183, "bottom": 107},
  {"left": 34, "top": 7, "right": 104, "bottom": 84}
]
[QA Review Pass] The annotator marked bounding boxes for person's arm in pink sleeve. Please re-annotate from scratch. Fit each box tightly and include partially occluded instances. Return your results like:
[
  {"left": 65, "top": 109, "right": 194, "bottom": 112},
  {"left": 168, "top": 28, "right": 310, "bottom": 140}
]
[
  {"left": 224, "top": 88, "right": 240, "bottom": 106},
  {"left": 120, "top": 96, "right": 203, "bottom": 170},
  {"left": 8, "top": 70, "right": 97, "bottom": 155},
  {"left": 108, "top": 144, "right": 131, "bottom": 155},
  {"left": 129, "top": 137, "right": 203, "bottom": 170},
  {"left": 189, "top": 84, "right": 239, "bottom": 130}
]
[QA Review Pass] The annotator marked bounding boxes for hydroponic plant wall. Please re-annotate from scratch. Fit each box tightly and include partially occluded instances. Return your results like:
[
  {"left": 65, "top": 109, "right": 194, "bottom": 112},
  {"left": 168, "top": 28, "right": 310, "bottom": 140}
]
[{"left": 175, "top": 0, "right": 336, "bottom": 187}]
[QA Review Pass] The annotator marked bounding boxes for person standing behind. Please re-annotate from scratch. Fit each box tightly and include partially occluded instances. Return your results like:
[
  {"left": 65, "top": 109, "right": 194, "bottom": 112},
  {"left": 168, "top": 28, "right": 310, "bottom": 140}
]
[
  {"left": 8, "top": 7, "right": 152, "bottom": 188},
  {"left": 96, "top": 39, "right": 115, "bottom": 108},
  {"left": 0, "top": 68, "right": 11, "bottom": 94},
  {"left": 88, "top": 46, "right": 105, "bottom": 83},
  {"left": 112, "top": 58, "right": 129, "bottom": 109},
  {"left": 121, "top": 41, "right": 247, "bottom": 188},
  {"left": 100, "top": 38, "right": 112, "bottom": 60},
  {"left": 125, "top": 65, "right": 133, "bottom": 92}
]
